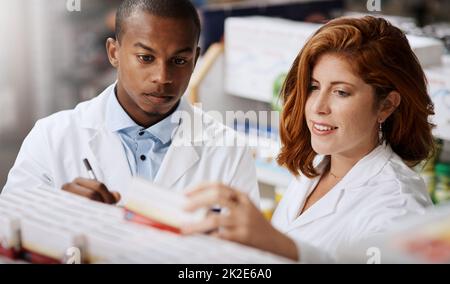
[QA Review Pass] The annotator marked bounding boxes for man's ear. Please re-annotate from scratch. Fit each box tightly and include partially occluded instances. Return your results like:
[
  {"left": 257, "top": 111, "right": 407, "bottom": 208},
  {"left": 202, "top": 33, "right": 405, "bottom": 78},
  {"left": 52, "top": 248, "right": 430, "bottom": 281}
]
[
  {"left": 106, "top": 38, "right": 119, "bottom": 68},
  {"left": 378, "top": 91, "right": 401, "bottom": 122}
]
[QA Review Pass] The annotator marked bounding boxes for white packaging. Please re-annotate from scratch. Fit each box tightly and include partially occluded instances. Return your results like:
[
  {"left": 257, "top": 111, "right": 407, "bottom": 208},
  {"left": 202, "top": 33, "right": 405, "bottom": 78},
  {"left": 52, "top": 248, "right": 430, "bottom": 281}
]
[
  {"left": 407, "top": 35, "right": 445, "bottom": 68},
  {"left": 225, "top": 17, "right": 320, "bottom": 102}
]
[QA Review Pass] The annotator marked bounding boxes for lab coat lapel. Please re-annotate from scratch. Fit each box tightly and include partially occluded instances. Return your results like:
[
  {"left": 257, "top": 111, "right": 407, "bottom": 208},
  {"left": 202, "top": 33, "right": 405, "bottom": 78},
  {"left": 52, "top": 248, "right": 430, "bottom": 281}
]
[
  {"left": 287, "top": 186, "right": 344, "bottom": 232},
  {"left": 338, "top": 144, "right": 393, "bottom": 190},
  {"left": 78, "top": 83, "right": 132, "bottom": 198},
  {"left": 88, "top": 127, "right": 132, "bottom": 197},
  {"left": 153, "top": 99, "right": 200, "bottom": 189},
  {"left": 285, "top": 144, "right": 392, "bottom": 232},
  {"left": 154, "top": 141, "right": 199, "bottom": 189},
  {"left": 285, "top": 177, "right": 317, "bottom": 225}
]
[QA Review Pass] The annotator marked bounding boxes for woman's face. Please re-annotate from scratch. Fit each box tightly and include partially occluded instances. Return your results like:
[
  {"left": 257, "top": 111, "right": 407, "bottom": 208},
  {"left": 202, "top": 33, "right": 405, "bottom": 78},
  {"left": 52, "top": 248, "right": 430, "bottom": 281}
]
[{"left": 305, "top": 53, "right": 381, "bottom": 159}]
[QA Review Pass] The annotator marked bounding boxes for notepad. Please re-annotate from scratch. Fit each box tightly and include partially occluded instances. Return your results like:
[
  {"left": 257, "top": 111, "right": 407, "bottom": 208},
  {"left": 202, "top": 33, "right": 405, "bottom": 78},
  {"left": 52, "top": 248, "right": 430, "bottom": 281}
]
[{"left": 124, "top": 178, "right": 207, "bottom": 233}]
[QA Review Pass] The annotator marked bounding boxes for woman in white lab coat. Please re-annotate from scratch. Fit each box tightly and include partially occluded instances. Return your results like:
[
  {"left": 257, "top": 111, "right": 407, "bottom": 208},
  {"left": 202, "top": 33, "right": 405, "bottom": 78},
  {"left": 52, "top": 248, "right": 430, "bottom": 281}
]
[{"left": 181, "top": 16, "right": 435, "bottom": 263}]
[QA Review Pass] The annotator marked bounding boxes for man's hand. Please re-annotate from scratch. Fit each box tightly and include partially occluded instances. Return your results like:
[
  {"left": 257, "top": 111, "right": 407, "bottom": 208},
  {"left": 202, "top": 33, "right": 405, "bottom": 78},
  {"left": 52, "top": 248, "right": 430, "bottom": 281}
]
[{"left": 62, "top": 178, "right": 121, "bottom": 204}]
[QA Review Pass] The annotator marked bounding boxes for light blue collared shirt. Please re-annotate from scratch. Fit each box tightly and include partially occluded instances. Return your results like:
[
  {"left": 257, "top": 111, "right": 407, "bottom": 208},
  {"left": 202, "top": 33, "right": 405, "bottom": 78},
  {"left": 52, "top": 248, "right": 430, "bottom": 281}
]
[{"left": 105, "top": 88, "right": 181, "bottom": 181}]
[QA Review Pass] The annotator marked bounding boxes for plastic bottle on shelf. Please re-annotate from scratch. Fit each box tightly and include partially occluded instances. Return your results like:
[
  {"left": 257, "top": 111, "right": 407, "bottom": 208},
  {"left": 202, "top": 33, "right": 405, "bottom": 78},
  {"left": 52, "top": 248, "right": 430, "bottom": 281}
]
[
  {"left": 274, "top": 186, "right": 287, "bottom": 205},
  {"left": 419, "top": 159, "right": 436, "bottom": 203},
  {"left": 418, "top": 138, "right": 443, "bottom": 204},
  {"left": 260, "top": 198, "right": 275, "bottom": 221},
  {"left": 434, "top": 163, "right": 450, "bottom": 204}
]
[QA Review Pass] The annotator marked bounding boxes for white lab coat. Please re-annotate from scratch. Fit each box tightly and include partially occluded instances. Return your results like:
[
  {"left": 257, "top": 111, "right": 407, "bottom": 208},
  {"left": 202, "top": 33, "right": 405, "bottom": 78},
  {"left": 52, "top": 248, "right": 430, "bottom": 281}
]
[
  {"left": 2, "top": 84, "right": 260, "bottom": 206},
  {"left": 271, "top": 144, "right": 432, "bottom": 263}
]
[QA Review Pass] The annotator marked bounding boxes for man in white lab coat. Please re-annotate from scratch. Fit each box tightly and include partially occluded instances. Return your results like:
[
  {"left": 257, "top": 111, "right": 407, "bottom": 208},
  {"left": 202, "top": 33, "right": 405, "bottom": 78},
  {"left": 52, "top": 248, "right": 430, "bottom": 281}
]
[{"left": 2, "top": 0, "right": 259, "bottom": 206}]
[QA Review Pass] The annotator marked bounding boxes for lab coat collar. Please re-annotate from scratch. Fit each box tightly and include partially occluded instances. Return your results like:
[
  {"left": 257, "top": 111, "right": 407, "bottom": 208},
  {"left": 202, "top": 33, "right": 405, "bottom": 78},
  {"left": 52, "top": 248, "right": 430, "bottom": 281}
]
[
  {"left": 80, "top": 83, "right": 203, "bottom": 191},
  {"left": 310, "top": 143, "right": 393, "bottom": 192},
  {"left": 72, "top": 84, "right": 132, "bottom": 201},
  {"left": 336, "top": 143, "right": 393, "bottom": 191},
  {"left": 78, "top": 83, "right": 200, "bottom": 143},
  {"left": 78, "top": 83, "right": 114, "bottom": 130},
  {"left": 104, "top": 85, "right": 137, "bottom": 133},
  {"left": 105, "top": 86, "right": 182, "bottom": 145},
  {"left": 285, "top": 143, "right": 393, "bottom": 231}
]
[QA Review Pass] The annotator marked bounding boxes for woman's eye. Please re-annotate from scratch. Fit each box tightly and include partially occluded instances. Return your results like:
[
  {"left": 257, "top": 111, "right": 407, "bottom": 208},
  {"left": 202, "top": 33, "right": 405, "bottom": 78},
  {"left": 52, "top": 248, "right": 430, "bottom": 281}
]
[
  {"left": 335, "top": 90, "right": 350, "bottom": 97},
  {"left": 138, "top": 55, "right": 154, "bottom": 63},
  {"left": 173, "top": 58, "right": 187, "bottom": 65},
  {"left": 308, "top": 85, "right": 319, "bottom": 92}
]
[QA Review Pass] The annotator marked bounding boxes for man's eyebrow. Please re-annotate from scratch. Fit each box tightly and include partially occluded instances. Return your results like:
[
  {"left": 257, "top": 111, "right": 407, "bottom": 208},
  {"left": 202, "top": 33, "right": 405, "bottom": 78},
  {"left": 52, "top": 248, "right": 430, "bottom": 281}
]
[
  {"left": 173, "top": 47, "right": 194, "bottom": 54},
  {"left": 133, "top": 42, "right": 194, "bottom": 54},
  {"left": 134, "top": 42, "right": 156, "bottom": 52}
]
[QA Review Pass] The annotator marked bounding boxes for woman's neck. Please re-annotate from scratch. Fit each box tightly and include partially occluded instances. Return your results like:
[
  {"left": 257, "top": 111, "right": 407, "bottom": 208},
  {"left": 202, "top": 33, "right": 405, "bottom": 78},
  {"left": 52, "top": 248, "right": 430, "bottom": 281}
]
[{"left": 328, "top": 143, "right": 379, "bottom": 179}]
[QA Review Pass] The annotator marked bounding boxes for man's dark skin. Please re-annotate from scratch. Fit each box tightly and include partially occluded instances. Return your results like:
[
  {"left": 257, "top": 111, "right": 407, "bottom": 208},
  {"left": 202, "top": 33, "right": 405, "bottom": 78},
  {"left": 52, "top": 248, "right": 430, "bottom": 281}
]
[{"left": 62, "top": 11, "right": 200, "bottom": 204}]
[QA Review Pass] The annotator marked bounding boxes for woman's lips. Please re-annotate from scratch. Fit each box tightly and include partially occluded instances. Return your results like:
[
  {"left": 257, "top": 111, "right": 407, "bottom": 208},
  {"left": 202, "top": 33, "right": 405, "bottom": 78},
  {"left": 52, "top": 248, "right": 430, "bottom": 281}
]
[{"left": 311, "top": 121, "right": 338, "bottom": 136}]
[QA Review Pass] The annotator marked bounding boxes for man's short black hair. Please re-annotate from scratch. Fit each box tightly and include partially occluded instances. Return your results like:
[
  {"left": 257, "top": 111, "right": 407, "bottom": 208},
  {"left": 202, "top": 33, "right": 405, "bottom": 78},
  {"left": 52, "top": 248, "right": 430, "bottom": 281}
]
[{"left": 115, "top": 0, "right": 201, "bottom": 43}]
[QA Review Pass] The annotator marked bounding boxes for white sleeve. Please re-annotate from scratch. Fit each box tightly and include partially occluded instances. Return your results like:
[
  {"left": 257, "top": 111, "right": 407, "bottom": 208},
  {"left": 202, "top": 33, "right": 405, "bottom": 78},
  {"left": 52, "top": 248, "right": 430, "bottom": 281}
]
[
  {"left": 228, "top": 146, "right": 260, "bottom": 209},
  {"left": 1, "top": 120, "right": 54, "bottom": 194},
  {"left": 293, "top": 239, "right": 337, "bottom": 264}
]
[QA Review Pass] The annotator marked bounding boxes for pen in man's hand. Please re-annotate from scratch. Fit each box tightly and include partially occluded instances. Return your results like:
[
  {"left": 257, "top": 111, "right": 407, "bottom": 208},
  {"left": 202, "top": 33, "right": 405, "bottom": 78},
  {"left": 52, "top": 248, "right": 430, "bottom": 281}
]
[{"left": 83, "top": 158, "right": 97, "bottom": 180}]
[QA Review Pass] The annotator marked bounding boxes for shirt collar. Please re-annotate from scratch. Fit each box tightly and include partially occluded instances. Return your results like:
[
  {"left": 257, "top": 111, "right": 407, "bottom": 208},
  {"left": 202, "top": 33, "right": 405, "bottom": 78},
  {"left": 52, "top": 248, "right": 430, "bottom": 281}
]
[
  {"left": 146, "top": 106, "right": 181, "bottom": 144},
  {"left": 105, "top": 85, "right": 181, "bottom": 144}
]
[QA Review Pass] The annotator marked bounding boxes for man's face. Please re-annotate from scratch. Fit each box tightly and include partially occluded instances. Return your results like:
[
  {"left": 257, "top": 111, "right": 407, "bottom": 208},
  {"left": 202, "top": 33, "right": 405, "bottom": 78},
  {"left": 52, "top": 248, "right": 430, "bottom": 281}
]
[{"left": 108, "top": 12, "right": 200, "bottom": 123}]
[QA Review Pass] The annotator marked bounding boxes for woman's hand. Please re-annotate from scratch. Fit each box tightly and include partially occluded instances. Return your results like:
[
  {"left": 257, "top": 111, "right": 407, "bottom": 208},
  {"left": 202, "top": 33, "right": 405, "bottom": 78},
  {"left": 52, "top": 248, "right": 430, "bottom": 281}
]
[{"left": 181, "top": 183, "right": 299, "bottom": 261}]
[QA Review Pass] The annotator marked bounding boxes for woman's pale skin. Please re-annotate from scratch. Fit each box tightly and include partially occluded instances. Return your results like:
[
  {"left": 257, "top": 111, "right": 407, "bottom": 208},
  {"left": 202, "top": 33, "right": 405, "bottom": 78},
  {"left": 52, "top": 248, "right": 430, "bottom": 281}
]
[{"left": 181, "top": 53, "right": 401, "bottom": 261}]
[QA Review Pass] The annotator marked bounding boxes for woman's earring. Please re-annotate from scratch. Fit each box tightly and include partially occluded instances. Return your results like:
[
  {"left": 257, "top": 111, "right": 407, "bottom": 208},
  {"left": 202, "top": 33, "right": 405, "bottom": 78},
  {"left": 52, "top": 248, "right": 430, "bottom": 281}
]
[{"left": 378, "top": 121, "right": 384, "bottom": 145}]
